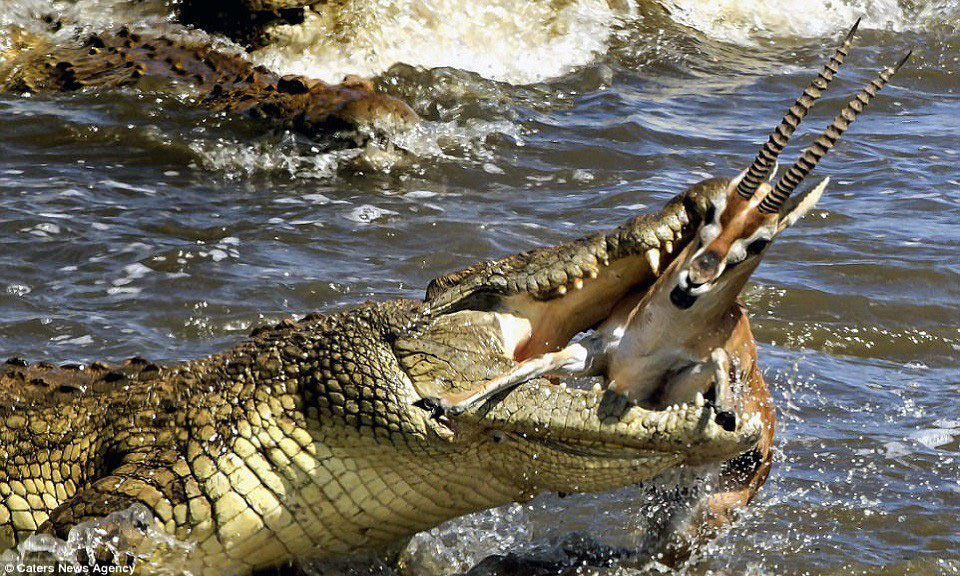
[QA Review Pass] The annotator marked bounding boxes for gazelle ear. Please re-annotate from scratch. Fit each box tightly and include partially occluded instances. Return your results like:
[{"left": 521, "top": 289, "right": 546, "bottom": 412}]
[{"left": 777, "top": 177, "right": 829, "bottom": 233}]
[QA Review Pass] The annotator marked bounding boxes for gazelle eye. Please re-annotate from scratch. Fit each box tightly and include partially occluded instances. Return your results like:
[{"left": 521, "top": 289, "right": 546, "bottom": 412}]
[{"left": 747, "top": 238, "right": 770, "bottom": 255}]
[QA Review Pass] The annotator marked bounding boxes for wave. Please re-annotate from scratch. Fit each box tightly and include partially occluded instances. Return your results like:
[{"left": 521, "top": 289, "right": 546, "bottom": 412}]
[
  {"left": 658, "top": 0, "right": 959, "bottom": 45},
  {"left": 3, "top": 0, "right": 958, "bottom": 87},
  {"left": 250, "top": 0, "right": 637, "bottom": 85}
]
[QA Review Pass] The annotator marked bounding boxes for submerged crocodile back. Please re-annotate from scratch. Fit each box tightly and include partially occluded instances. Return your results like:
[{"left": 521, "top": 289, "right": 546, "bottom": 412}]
[
  {"left": 1, "top": 27, "right": 287, "bottom": 95},
  {"left": 0, "top": 26, "right": 417, "bottom": 137}
]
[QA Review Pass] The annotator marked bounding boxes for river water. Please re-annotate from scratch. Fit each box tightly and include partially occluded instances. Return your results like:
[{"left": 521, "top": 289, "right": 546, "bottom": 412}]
[{"left": 0, "top": 0, "right": 957, "bottom": 574}]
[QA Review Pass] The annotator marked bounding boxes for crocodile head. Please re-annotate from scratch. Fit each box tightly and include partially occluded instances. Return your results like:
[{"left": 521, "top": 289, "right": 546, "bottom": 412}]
[{"left": 394, "top": 179, "right": 763, "bottom": 495}]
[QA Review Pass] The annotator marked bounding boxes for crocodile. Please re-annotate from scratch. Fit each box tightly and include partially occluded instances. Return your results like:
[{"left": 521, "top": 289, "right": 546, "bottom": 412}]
[
  {"left": 177, "top": 0, "right": 321, "bottom": 48},
  {"left": 0, "top": 26, "right": 417, "bottom": 145},
  {"left": 0, "top": 179, "right": 766, "bottom": 574}
]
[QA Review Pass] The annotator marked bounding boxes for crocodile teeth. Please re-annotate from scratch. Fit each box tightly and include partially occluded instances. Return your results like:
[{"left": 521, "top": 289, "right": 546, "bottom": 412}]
[
  {"left": 574, "top": 278, "right": 583, "bottom": 290},
  {"left": 664, "top": 241, "right": 674, "bottom": 254},
  {"left": 588, "top": 269, "right": 598, "bottom": 279},
  {"left": 557, "top": 285, "right": 567, "bottom": 295},
  {"left": 645, "top": 249, "right": 661, "bottom": 275},
  {"left": 695, "top": 392, "right": 705, "bottom": 407}
]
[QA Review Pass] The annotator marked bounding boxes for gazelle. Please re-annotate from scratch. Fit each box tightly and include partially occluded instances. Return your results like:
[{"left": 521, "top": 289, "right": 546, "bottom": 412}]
[
  {"left": 418, "top": 22, "right": 907, "bottom": 564},
  {"left": 426, "top": 22, "right": 907, "bottom": 429}
]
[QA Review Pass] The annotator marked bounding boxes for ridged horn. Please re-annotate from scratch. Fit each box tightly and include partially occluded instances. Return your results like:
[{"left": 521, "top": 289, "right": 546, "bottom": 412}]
[
  {"left": 735, "top": 18, "right": 861, "bottom": 201},
  {"left": 758, "top": 51, "right": 911, "bottom": 214}
]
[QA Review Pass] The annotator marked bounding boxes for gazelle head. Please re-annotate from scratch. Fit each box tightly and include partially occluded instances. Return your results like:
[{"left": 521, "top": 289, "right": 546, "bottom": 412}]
[{"left": 670, "top": 21, "right": 909, "bottom": 310}]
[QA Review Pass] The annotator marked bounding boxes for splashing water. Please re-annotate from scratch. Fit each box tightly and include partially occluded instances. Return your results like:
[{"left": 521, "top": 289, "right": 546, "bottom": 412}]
[
  {"left": 187, "top": 133, "right": 366, "bottom": 180},
  {"left": 0, "top": 506, "right": 194, "bottom": 575},
  {"left": 400, "top": 503, "right": 534, "bottom": 575},
  {"left": 658, "top": 0, "right": 958, "bottom": 45},
  {"left": 252, "top": 0, "right": 637, "bottom": 85}
]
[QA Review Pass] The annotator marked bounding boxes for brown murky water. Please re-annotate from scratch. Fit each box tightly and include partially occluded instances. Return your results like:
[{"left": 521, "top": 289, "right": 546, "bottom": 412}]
[{"left": 0, "top": 0, "right": 958, "bottom": 574}]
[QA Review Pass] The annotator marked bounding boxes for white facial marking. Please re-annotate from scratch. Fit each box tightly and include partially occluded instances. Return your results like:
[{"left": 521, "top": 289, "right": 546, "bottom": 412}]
[
  {"left": 728, "top": 225, "right": 776, "bottom": 265},
  {"left": 728, "top": 242, "right": 747, "bottom": 265},
  {"left": 687, "top": 275, "right": 715, "bottom": 296},
  {"left": 699, "top": 222, "right": 721, "bottom": 245},
  {"left": 698, "top": 189, "right": 727, "bottom": 245}
]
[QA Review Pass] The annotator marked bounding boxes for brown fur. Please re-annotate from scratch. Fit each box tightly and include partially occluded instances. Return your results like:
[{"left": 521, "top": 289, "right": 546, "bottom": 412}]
[{"left": 660, "top": 305, "right": 775, "bottom": 565}]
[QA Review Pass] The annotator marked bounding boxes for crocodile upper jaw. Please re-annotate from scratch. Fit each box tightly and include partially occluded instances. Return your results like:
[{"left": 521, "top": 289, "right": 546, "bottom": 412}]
[{"left": 498, "top": 253, "right": 656, "bottom": 361}]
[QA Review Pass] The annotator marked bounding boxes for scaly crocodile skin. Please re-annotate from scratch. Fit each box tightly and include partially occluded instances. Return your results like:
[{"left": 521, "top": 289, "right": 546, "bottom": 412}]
[{"left": 0, "top": 27, "right": 417, "bottom": 144}]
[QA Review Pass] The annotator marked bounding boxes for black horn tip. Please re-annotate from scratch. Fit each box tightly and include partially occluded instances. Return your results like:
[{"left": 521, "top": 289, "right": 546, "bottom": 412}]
[
  {"left": 846, "top": 17, "right": 862, "bottom": 41},
  {"left": 894, "top": 50, "right": 913, "bottom": 72}
]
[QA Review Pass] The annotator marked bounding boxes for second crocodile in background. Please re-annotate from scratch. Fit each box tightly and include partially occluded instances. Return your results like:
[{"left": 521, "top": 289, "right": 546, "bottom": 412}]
[{"left": 0, "top": 26, "right": 418, "bottom": 148}]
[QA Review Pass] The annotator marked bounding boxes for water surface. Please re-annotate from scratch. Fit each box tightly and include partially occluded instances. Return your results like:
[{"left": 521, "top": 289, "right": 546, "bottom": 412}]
[{"left": 0, "top": 0, "right": 958, "bottom": 574}]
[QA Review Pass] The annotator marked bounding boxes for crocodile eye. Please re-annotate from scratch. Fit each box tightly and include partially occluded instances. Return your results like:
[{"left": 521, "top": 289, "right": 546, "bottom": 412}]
[{"left": 746, "top": 238, "right": 770, "bottom": 255}]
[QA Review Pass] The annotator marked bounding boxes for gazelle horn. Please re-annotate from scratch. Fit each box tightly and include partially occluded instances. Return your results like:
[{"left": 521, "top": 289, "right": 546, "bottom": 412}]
[
  {"left": 735, "top": 18, "right": 860, "bottom": 201},
  {"left": 759, "top": 51, "right": 911, "bottom": 214}
]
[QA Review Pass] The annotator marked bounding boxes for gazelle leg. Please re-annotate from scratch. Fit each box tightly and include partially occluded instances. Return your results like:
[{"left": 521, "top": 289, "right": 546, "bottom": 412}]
[
  {"left": 709, "top": 348, "right": 734, "bottom": 413},
  {"left": 418, "top": 338, "right": 600, "bottom": 415},
  {"left": 707, "top": 348, "right": 738, "bottom": 431},
  {"left": 657, "top": 348, "right": 735, "bottom": 428},
  {"left": 658, "top": 356, "right": 718, "bottom": 409}
]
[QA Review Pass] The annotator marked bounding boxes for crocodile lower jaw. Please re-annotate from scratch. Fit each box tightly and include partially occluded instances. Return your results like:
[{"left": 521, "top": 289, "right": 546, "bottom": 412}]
[{"left": 460, "top": 377, "right": 764, "bottom": 467}]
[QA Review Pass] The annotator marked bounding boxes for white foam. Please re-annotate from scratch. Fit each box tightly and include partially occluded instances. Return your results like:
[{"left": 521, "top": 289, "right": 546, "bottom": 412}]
[
  {"left": 345, "top": 204, "right": 399, "bottom": 223},
  {"left": 0, "top": 505, "right": 195, "bottom": 573},
  {"left": 5, "top": 283, "right": 31, "bottom": 296},
  {"left": 657, "top": 0, "right": 948, "bottom": 45},
  {"left": 187, "top": 135, "right": 360, "bottom": 179},
  {"left": 252, "top": 0, "right": 636, "bottom": 84},
  {"left": 911, "top": 428, "right": 956, "bottom": 450}
]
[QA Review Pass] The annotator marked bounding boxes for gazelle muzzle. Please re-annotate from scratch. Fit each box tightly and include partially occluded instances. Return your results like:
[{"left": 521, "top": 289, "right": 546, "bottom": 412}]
[
  {"left": 672, "top": 257, "right": 722, "bottom": 309},
  {"left": 670, "top": 281, "right": 699, "bottom": 309}
]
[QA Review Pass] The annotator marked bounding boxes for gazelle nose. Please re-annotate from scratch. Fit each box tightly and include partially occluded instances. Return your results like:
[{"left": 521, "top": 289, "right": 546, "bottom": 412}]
[{"left": 689, "top": 250, "right": 721, "bottom": 284}]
